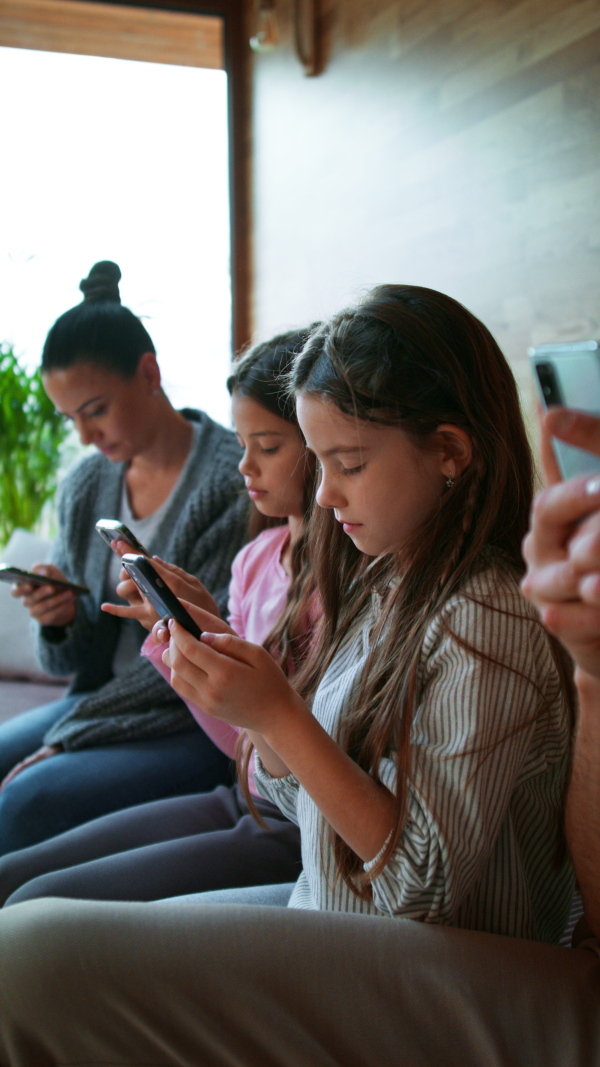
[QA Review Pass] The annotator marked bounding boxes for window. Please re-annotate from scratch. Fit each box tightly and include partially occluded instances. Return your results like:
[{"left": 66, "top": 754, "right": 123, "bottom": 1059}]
[{"left": 0, "top": 2, "right": 235, "bottom": 426}]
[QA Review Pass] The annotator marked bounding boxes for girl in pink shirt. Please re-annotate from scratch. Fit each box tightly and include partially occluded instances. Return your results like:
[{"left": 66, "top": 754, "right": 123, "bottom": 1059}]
[
  {"left": 0, "top": 329, "right": 319, "bottom": 907},
  {"left": 141, "top": 522, "right": 300, "bottom": 800}
]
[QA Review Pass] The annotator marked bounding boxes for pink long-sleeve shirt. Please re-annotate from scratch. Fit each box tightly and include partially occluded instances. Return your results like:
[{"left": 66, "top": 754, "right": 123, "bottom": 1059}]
[{"left": 141, "top": 524, "right": 291, "bottom": 796}]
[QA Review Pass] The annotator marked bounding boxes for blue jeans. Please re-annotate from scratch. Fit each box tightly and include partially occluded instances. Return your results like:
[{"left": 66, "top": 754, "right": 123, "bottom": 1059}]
[{"left": 0, "top": 696, "right": 232, "bottom": 855}]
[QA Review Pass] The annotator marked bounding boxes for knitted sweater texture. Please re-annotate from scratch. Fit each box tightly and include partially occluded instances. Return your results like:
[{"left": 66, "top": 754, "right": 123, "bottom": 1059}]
[{"left": 39, "top": 409, "right": 248, "bottom": 751}]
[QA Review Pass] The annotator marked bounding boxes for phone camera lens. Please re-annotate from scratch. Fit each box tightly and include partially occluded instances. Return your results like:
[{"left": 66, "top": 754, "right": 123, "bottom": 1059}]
[{"left": 535, "top": 362, "right": 563, "bottom": 406}]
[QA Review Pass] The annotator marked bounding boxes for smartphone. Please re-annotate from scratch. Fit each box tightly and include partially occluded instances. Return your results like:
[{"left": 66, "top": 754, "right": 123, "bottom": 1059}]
[
  {"left": 0, "top": 564, "right": 89, "bottom": 596},
  {"left": 529, "top": 340, "right": 600, "bottom": 480},
  {"left": 95, "top": 520, "right": 151, "bottom": 558},
  {"left": 120, "top": 554, "right": 202, "bottom": 639}
]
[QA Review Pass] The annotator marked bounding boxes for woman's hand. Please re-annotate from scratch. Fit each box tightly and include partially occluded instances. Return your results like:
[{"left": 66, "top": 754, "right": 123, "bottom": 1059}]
[
  {"left": 522, "top": 409, "right": 600, "bottom": 678},
  {"left": 11, "top": 565, "right": 77, "bottom": 627},
  {"left": 164, "top": 608, "right": 309, "bottom": 738},
  {"left": 0, "top": 745, "right": 62, "bottom": 792}
]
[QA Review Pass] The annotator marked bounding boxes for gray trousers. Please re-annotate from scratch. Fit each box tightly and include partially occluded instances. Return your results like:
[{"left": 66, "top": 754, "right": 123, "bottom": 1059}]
[
  {"left": 0, "top": 783, "right": 301, "bottom": 905},
  {"left": 1, "top": 896, "right": 599, "bottom": 1067}
]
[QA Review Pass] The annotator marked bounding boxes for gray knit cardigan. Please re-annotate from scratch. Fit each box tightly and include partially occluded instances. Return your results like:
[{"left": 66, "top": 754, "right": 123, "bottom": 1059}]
[{"left": 38, "top": 409, "right": 248, "bottom": 751}]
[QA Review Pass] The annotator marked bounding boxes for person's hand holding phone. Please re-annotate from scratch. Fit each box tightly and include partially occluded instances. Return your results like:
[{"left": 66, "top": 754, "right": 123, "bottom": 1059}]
[
  {"left": 522, "top": 408, "right": 600, "bottom": 679},
  {"left": 102, "top": 554, "right": 220, "bottom": 631},
  {"left": 100, "top": 553, "right": 158, "bottom": 631},
  {"left": 11, "top": 564, "right": 77, "bottom": 627},
  {"left": 156, "top": 600, "right": 230, "bottom": 649},
  {"left": 147, "top": 558, "right": 220, "bottom": 617},
  {"left": 162, "top": 601, "right": 304, "bottom": 735}
]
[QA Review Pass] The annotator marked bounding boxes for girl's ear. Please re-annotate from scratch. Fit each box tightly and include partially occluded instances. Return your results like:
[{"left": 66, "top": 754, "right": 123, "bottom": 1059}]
[{"left": 435, "top": 424, "right": 473, "bottom": 480}]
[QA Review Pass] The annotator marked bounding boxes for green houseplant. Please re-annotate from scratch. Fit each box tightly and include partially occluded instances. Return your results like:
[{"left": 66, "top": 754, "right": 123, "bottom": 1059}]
[{"left": 0, "top": 344, "right": 69, "bottom": 547}]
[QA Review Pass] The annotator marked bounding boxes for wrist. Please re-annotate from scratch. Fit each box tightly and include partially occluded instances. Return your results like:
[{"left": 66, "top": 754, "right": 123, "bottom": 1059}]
[
  {"left": 261, "top": 691, "right": 312, "bottom": 756},
  {"left": 40, "top": 623, "right": 70, "bottom": 644}
]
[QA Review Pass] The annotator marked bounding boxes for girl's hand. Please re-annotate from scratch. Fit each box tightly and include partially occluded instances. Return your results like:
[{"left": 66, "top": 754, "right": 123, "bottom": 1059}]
[
  {"left": 12, "top": 565, "right": 77, "bottom": 627},
  {"left": 100, "top": 557, "right": 157, "bottom": 631},
  {"left": 165, "top": 611, "right": 309, "bottom": 737},
  {"left": 149, "top": 558, "right": 220, "bottom": 617},
  {"left": 537, "top": 402, "right": 563, "bottom": 487},
  {"left": 522, "top": 409, "right": 600, "bottom": 678},
  {"left": 101, "top": 552, "right": 220, "bottom": 632},
  {"left": 155, "top": 601, "right": 233, "bottom": 647}
]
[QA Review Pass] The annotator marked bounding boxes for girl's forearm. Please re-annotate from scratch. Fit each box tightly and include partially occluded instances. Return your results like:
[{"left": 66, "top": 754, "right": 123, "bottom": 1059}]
[
  {"left": 262, "top": 699, "right": 395, "bottom": 863},
  {"left": 566, "top": 669, "right": 600, "bottom": 938},
  {"left": 246, "top": 730, "right": 290, "bottom": 777}
]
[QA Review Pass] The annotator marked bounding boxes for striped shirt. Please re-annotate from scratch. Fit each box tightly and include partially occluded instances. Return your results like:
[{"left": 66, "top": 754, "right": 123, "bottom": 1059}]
[{"left": 254, "top": 563, "right": 574, "bottom": 943}]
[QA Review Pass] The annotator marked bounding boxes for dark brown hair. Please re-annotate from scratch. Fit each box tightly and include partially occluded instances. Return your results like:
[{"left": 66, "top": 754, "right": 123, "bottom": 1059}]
[
  {"left": 290, "top": 284, "right": 574, "bottom": 897},
  {"left": 42, "top": 261, "right": 155, "bottom": 377},
  {"left": 229, "top": 329, "right": 320, "bottom": 813}
]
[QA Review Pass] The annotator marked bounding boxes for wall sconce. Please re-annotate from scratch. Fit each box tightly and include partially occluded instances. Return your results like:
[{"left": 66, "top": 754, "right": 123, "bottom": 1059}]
[
  {"left": 294, "top": 0, "right": 319, "bottom": 77},
  {"left": 249, "top": 0, "right": 322, "bottom": 77},
  {"left": 249, "top": 0, "right": 279, "bottom": 54}
]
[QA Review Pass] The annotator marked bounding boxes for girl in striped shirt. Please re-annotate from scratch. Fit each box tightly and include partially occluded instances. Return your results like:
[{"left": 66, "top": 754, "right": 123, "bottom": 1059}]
[{"left": 166, "top": 284, "right": 575, "bottom": 942}]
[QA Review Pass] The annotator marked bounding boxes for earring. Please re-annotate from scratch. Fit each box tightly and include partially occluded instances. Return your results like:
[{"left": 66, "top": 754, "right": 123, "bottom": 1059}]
[{"left": 445, "top": 476, "right": 455, "bottom": 489}]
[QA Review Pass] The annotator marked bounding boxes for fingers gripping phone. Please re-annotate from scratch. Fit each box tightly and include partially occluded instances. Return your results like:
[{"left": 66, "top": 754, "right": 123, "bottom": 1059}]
[
  {"left": 0, "top": 565, "right": 89, "bottom": 596},
  {"left": 529, "top": 340, "right": 600, "bottom": 479},
  {"left": 95, "top": 520, "right": 151, "bottom": 558},
  {"left": 120, "top": 554, "right": 202, "bottom": 639}
]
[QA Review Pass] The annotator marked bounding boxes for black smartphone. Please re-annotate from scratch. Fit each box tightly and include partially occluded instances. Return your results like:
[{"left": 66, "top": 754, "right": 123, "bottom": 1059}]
[
  {"left": 95, "top": 520, "right": 151, "bottom": 558},
  {"left": 529, "top": 340, "right": 600, "bottom": 480},
  {"left": 0, "top": 564, "right": 89, "bottom": 596},
  {"left": 120, "top": 554, "right": 202, "bottom": 639}
]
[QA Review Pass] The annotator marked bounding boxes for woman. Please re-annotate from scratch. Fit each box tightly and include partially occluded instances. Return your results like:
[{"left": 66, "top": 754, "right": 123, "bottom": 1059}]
[{"left": 0, "top": 261, "right": 248, "bottom": 854}]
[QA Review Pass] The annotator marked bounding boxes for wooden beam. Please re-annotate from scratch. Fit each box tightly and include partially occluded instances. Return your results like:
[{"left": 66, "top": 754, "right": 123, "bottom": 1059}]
[{"left": 0, "top": 0, "right": 223, "bottom": 69}]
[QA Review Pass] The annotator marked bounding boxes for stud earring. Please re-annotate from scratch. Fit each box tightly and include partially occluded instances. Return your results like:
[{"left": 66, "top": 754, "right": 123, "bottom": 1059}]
[{"left": 445, "top": 476, "right": 455, "bottom": 490}]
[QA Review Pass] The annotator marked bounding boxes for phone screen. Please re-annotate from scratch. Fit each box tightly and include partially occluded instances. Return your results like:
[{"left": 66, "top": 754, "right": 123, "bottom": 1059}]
[
  {"left": 529, "top": 341, "right": 600, "bottom": 480},
  {"left": 0, "top": 565, "right": 89, "bottom": 595},
  {"left": 95, "top": 520, "right": 151, "bottom": 558}
]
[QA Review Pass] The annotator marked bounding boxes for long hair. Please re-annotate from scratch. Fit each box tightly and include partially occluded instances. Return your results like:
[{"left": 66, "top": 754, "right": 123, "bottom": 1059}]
[
  {"left": 290, "top": 284, "right": 575, "bottom": 897},
  {"left": 229, "top": 329, "right": 320, "bottom": 814},
  {"left": 42, "top": 261, "right": 155, "bottom": 377},
  {"left": 227, "top": 327, "right": 318, "bottom": 543}
]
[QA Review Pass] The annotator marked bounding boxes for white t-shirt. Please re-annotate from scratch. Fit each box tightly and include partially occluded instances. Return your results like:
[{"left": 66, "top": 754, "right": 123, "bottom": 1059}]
[{"left": 105, "top": 423, "right": 201, "bottom": 676}]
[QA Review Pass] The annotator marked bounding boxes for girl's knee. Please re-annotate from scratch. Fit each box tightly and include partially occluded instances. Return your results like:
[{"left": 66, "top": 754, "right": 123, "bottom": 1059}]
[{"left": 0, "top": 850, "right": 30, "bottom": 907}]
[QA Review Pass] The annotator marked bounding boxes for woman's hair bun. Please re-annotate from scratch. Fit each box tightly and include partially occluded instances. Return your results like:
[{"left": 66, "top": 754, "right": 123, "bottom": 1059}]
[{"left": 79, "top": 261, "right": 122, "bottom": 303}]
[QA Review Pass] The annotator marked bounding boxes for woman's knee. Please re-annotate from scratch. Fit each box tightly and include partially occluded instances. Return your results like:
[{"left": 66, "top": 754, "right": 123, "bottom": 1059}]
[
  {"left": 0, "top": 700, "right": 71, "bottom": 780},
  {"left": 0, "top": 766, "right": 69, "bottom": 855}
]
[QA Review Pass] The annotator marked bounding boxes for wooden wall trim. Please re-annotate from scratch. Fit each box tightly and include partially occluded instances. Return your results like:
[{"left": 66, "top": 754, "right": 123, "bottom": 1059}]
[{"left": 0, "top": 0, "right": 223, "bottom": 67}]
